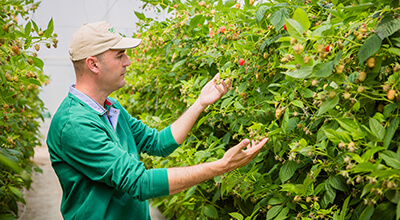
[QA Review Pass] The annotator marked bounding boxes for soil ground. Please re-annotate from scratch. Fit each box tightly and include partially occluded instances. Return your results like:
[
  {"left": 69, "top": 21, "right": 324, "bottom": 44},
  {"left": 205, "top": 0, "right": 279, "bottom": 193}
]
[{"left": 20, "top": 144, "right": 166, "bottom": 220}]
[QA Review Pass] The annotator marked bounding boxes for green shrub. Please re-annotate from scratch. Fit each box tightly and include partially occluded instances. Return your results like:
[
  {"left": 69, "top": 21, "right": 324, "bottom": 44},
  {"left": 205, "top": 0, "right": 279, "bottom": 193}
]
[
  {"left": 115, "top": 0, "right": 400, "bottom": 219},
  {"left": 0, "top": 1, "right": 56, "bottom": 218}
]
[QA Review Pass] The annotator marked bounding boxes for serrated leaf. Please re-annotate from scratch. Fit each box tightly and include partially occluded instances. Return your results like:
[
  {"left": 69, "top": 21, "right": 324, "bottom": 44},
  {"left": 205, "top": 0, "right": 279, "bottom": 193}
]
[
  {"left": 221, "top": 97, "right": 234, "bottom": 109},
  {"left": 323, "top": 128, "right": 351, "bottom": 144},
  {"left": 285, "top": 18, "right": 304, "bottom": 39},
  {"left": 279, "top": 160, "right": 297, "bottom": 184},
  {"left": 312, "top": 24, "right": 332, "bottom": 38},
  {"left": 203, "top": 204, "right": 219, "bottom": 218},
  {"left": 134, "top": 11, "right": 146, "bottom": 20},
  {"left": 275, "top": 207, "right": 289, "bottom": 220},
  {"left": 256, "top": 6, "right": 270, "bottom": 24},
  {"left": 234, "top": 101, "right": 244, "bottom": 109},
  {"left": 384, "top": 117, "right": 400, "bottom": 149},
  {"left": 44, "top": 18, "right": 54, "bottom": 38},
  {"left": 291, "top": 100, "right": 303, "bottom": 108},
  {"left": 196, "top": 115, "right": 209, "bottom": 129},
  {"left": 189, "top": 15, "right": 205, "bottom": 28},
  {"left": 323, "top": 183, "right": 336, "bottom": 206},
  {"left": 327, "top": 175, "right": 348, "bottom": 192},
  {"left": 24, "top": 21, "right": 31, "bottom": 37},
  {"left": 387, "top": 47, "right": 400, "bottom": 56},
  {"left": 281, "top": 108, "right": 289, "bottom": 134},
  {"left": 375, "top": 16, "right": 400, "bottom": 40},
  {"left": 171, "top": 59, "right": 186, "bottom": 72},
  {"left": 336, "top": 118, "right": 359, "bottom": 133},
  {"left": 380, "top": 152, "right": 400, "bottom": 169},
  {"left": 358, "top": 34, "right": 382, "bottom": 64},
  {"left": 293, "top": 7, "right": 310, "bottom": 31},
  {"left": 229, "top": 212, "right": 244, "bottom": 220},
  {"left": 317, "top": 96, "right": 339, "bottom": 116},
  {"left": 359, "top": 205, "right": 374, "bottom": 220},
  {"left": 183, "top": 185, "right": 197, "bottom": 201},
  {"left": 312, "top": 61, "right": 334, "bottom": 78},
  {"left": 282, "top": 66, "right": 313, "bottom": 79},
  {"left": 270, "top": 8, "right": 289, "bottom": 31},
  {"left": 267, "top": 205, "right": 282, "bottom": 220},
  {"left": 369, "top": 117, "right": 385, "bottom": 140}
]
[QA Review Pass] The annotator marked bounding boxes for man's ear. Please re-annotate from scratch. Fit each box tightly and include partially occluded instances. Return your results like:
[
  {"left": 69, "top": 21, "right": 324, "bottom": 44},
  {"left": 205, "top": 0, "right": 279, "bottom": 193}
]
[{"left": 86, "top": 56, "right": 100, "bottom": 74}]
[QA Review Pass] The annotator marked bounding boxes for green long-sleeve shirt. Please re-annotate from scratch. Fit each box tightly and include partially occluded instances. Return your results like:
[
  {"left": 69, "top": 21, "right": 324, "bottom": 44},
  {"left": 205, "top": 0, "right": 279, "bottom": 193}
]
[{"left": 46, "top": 86, "right": 179, "bottom": 219}]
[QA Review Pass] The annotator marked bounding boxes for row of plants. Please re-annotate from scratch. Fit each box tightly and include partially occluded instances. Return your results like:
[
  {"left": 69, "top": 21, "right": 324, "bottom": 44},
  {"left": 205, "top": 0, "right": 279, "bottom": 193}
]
[
  {"left": 114, "top": 0, "right": 400, "bottom": 219},
  {"left": 0, "top": 0, "right": 56, "bottom": 219}
]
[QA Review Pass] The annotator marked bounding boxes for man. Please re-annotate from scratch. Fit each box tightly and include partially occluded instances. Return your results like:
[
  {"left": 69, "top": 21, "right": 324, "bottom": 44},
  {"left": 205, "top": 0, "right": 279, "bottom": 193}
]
[{"left": 46, "top": 21, "right": 268, "bottom": 220}]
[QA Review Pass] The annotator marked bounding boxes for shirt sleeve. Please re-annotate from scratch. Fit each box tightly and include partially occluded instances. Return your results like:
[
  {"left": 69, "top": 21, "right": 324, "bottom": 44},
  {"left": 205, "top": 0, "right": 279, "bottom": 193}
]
[
  {"left": 115, "top": 101, "right": 180, "bottom": 157},
  {"left": 60, "top": 116, "right": 169, "bottom": 201}
]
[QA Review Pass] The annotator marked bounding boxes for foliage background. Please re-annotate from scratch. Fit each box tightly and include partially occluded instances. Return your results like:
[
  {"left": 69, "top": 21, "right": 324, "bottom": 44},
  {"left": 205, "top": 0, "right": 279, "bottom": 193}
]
[
  {"left": 0, "top": 0, "right": 56, "bottom": 219},
  {"left": 113, "top": 0, "right": 400, "bottom": 219}
]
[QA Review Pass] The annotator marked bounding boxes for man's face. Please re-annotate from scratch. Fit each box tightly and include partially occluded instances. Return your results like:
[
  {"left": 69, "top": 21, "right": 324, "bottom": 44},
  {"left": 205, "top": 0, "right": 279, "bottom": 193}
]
[{"left": 97, "top": 49, "right": 131, "bottom": 93}]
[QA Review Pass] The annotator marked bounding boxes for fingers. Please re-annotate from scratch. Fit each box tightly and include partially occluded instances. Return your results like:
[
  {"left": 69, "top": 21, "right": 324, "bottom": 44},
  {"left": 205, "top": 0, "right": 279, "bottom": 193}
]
[
  {"left": 233, "top": 139, "right": 250, "bottom": 152},
  {"left": 246, "top": 137, "right": 269, "bottom": 153}
]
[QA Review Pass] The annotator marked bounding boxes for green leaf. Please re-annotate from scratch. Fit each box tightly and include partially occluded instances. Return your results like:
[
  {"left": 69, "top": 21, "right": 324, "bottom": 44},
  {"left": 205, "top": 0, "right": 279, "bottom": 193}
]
[
  {"left": 44, "top": 17, "right": 54, "bottom": 38},
  {"left": 281, "top": 108, "right": 289, "bottom": 134},
  {"left": 323, "top": 183, "right": 336, "bottom": 206},
  {"left": 32, "top": 57, "right": 44, "bottom": 70},
  {"left": 312, "top": 24, "right": 332, "bottom": 38},
  {"left": 358, "top": 34, "right": 382, "bottom": 64},
  {"left": 387, "top": 47, "right": 400, "bottom": 57},
  {"left": 171, "top": 59, "right": 187, "bottom": 72},
  {"left": 134, "top": 11, "right": 146, "bottom": 20},
  {"left": 203, "top": 204, "right": 219, "bottom": 218},
  {"left": 270, "top": 8, "right": 289, "bottom": 31},
  {"left": 9, "top": 186, "right": 22, "bottom": 199},
  {"left": 293, "top": 7, "right": 310, "bottom": 31},
  {"left": 24, "top": 21, "right": 32, "bottom": 37},
  {"left": 384, "top": 117, "right": 400, "bottom": 149},
  {"left": 397, "top": 201, "right": 400, "bottom": 220},
  {"left": 359, "top": 205, "right": 374, "bottom": 220},
  {"left": 285, "top": 18, "right": 304, "bottom": 39},
  {"left": 340, "top": 196, "right": 351, "bottom": 220},
  {"left": 380, "top": 152, "right": 400, "bottom": 169},
  {"left": 275, "top": 207, "right": 289, "bottom": 220},
  {"left": 183, "top": 185, "right": 197, "bottom": 201},
  {"left": 323, "top": 128, "right": 351, "bottom": 144},
  {"left": 336, "top": 118, "right": 359, "bottom": 133},
  {"left": 267, "top": 205, "right": 282, "bottom": 220},
  {"left": 268, "top": 197, "right": 286, "bottom": 205},
  {"left": 317, "top": 96, "right": 339, "bottom": 116},
  {"left": 375, "top": 16, "right": 400, "bottom": 40},
  {"left": 282, "top": 66, "right": 313, "bottom": 79},
  {"left": 229, "top": 212, "right": 244, "bottom": 220},
  {"left": 189, "top": 15, "right": 205, "bottom": 28},
  {"left": 225, "top": 0, "right": 236, "bottom": 8},
  {"left": 279, "top": 160, "right": 297, "bottom": 184},
  {"left": 221, "top": 97, "right": 234, "bottom": 109},
  {"left": 369, "top": 117, "right": 385, "bottom": 141},
  {"left": 372, "top": 202, "right": 396, "bottom": 220},
  {"left": 338, "top": 3, "right": 374, "bottom": 12},
  {"left": 255, "top": 6, "right": 270, "bottom": 24},
  {"left": 291, "top": 100, "right": 303, "bottom": 108},
  {"left": 312, "top": 61, "right": 334, "bottom": 78},
  {"left": 327, "top": 175, "right": 348, "bottom": 192},
  {"left": 196, "top": 115, "right": 209, "bottom": 129}
]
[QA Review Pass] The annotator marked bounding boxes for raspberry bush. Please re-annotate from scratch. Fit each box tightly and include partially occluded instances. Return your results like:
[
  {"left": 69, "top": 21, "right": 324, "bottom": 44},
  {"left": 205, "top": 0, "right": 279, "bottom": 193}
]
[
  {"left": 115, "top": 0, "right": 400, "bottom": 219},
  {"left": 0, "top": 1, "right": 56, "bottom": 218}
]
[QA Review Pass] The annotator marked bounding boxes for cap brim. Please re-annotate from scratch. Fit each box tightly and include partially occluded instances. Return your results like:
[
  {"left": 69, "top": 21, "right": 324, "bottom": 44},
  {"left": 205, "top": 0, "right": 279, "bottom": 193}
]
[{"left": 110, "top": 38, "right": 142, "bottom": 50}]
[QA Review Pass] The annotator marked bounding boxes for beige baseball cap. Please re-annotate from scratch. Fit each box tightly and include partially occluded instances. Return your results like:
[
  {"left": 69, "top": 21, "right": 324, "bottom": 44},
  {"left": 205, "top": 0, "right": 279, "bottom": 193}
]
[{"left": 69, "top": 21, "right": 142, "bottom": 61}]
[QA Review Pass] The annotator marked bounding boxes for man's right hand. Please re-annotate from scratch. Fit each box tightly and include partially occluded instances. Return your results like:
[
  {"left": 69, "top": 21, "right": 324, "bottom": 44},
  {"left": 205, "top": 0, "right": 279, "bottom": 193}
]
[
  {"left": 167, "top": 137, "right": 268, "bottom": 195},
  {"left": 218, "top": 137, "right": 269, "bottom": 173}
]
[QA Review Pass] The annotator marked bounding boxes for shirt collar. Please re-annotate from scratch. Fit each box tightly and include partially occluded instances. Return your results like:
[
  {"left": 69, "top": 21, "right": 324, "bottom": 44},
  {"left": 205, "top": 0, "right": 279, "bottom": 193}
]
[{"left": 69, "top": 84, "right": 115, "bottom": 115}]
